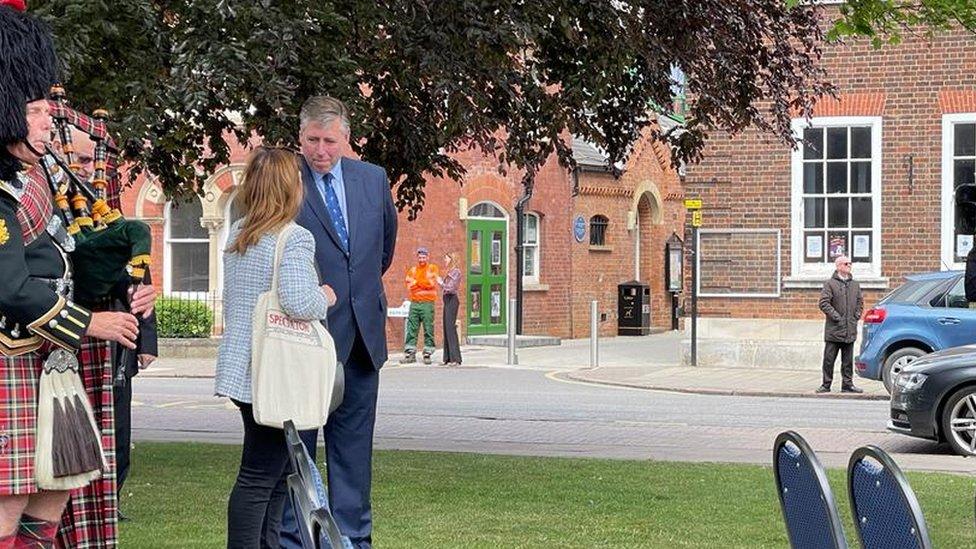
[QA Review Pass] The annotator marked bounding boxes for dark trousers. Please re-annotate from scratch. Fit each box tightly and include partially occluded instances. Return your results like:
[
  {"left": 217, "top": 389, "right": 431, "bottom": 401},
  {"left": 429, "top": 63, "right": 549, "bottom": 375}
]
[
  {"left": 822, "top": 341, "right": 854, "bottom": 388},
  {"left": 227, "top": 400, "right": 316, "bottom": 549},
  {"left": 442, "top": 293, "right": 462, "bottom": 364},
  {"left": 280, "top": 334, "right": 380, "bottom": 549},
  {"left": 114, "top": 375, "right": 132, "bottom": 494}
]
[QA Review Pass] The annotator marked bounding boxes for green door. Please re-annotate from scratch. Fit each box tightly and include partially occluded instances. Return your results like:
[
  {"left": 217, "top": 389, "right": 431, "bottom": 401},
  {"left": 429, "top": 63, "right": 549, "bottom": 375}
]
[{"left": 466, "top": 219, "right": 507, "bottom": 335}]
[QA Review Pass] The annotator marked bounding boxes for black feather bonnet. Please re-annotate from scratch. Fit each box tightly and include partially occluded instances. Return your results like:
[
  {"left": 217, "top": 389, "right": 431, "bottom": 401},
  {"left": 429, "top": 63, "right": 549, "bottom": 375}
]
[{"left": 0, "top": 1, "right": 59, "bottom": 180}]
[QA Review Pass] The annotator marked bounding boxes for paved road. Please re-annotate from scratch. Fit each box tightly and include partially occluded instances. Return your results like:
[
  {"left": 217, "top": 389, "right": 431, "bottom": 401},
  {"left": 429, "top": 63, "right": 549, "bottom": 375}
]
[{"left": 132, "top": 365, "right": 976, "bottom": 473}]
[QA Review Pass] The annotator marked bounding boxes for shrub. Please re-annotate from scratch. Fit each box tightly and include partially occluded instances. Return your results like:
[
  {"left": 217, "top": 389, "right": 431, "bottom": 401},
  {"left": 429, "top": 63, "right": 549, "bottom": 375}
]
[{"left": 156, "top": 296, "right": 213, "bottom": 338}]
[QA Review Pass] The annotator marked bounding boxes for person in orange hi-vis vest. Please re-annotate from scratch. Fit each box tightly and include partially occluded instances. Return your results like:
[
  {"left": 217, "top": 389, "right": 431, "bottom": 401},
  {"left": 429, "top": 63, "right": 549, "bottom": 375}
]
[{"left": 401, "top": 247, "right": 440, "bottom": 364}]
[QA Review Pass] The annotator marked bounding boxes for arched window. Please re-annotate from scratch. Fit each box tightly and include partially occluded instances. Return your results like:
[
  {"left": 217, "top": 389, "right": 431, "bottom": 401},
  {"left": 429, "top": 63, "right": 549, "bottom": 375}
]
[
  {"left": 590, "top": 215, "right": 609, "bottom": 246},
  {"left": 165, "top": 199, "right": 209, "bottom": 293},
  {"left": 468, "top": 202, "right": 506, "bottom": 218},
  {"left": 522, "top": 212, "right": 540, "bottom": 282}
]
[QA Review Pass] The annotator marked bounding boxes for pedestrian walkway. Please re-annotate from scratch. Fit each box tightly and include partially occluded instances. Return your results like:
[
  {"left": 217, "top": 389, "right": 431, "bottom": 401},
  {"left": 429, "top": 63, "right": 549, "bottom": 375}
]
[
  {"left": 558, "top": 364, "right": 887, "bottom": 400},
  {"left": 149, "top": 330, "right": 887, "bottom": 399}
]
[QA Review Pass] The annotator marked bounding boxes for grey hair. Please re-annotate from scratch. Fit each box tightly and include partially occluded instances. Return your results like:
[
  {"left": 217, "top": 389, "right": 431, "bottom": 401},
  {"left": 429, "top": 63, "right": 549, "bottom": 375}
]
[{"left": 299, "top": 96, "right": 351, "bottom": 135}]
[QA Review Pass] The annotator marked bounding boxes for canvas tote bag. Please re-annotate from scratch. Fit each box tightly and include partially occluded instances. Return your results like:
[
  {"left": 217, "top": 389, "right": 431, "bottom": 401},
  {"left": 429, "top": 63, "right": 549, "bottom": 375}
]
[{"left": 251, "top": 223, "right": 337, "bottom": 429}]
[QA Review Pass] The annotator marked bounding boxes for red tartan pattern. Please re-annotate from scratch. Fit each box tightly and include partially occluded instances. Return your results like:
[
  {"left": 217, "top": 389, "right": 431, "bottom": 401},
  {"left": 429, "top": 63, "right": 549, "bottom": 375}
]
[
  {"left": 0, "top": 339, "right": 117, "bottom": 547},
  {"left": 56, "top": 337, "right": 116, "bottom": 548},
  {"left": 46, "top": 102, "right": 122, "bottom": 210},
  {"left": 17, "top": 171, "right": 54, "bottom": 245},
  {"left": 0, "top": 350, "right": 44, "bottom": 496}
]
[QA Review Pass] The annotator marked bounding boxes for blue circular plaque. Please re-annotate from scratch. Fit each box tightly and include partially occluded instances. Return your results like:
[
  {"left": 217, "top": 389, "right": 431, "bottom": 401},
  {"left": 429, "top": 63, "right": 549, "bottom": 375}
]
[{"left": 573, "top": 215, "right": 586, "bottom": 243}]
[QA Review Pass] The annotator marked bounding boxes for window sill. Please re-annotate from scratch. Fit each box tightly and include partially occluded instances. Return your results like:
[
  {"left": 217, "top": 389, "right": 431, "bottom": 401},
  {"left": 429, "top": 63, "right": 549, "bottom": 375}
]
[
  {"left": 523, "top": 283, "right": 550, "bottom": 292},
  {"left": 782, "top": 275, "right": 889, "bottom": 290},
  {"left": 589, "top": 245, "right": 613, "bottom": 252}
]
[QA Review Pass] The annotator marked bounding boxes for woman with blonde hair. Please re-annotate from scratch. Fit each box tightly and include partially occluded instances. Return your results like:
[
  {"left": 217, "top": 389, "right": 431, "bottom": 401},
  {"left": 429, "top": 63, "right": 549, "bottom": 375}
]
[
  {"left": 439, "top": 251, "right": 463, "bottom": 366},
  {"left": 214, "top": 147, "right": 336, "bottom": 548}
]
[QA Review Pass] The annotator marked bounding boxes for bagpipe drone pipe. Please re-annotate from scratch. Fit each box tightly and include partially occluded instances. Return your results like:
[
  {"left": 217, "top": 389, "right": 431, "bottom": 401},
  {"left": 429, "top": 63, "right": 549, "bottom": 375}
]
[{"left": 38, "top": 88, "right": 153, "bottom": 369}]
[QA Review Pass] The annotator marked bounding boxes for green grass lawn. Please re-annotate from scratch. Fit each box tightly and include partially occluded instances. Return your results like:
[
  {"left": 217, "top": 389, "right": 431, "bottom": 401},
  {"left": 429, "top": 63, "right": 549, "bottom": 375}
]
[{"left": 119, "top": 443, "right": 975, "bottom": 548}]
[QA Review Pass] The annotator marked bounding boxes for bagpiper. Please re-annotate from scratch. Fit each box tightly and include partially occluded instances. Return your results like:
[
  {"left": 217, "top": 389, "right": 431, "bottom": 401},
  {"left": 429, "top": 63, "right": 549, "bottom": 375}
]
[{"left": 0, "top": 1, "right": 154, "bottom": 546}]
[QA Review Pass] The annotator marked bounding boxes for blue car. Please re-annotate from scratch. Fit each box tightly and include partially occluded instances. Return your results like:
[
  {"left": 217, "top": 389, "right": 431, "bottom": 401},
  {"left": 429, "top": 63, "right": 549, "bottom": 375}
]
[{"left": 857, "top": 270, "right": 976, "bottom": 392}]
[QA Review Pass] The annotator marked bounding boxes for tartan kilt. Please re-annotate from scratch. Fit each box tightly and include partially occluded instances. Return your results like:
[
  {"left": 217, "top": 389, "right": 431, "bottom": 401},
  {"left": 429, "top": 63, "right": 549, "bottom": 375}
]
[
  {"left": 57, "top": 337, "right": 117, "bottom": 548},
  {"left": 0, "top": 339, "right": 116, "bottom": 547},
  {"left": 0, "top": 350, "right": 45, "bottom": 496}
]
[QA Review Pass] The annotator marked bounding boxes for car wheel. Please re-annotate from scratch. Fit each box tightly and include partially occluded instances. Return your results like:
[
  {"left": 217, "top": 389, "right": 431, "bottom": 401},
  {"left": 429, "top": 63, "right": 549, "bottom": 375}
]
[
  {"left": 882, "top": 347, "right": 926, "bottom": 393},
  {"left": 941, "top": 386, "right": 976, "bottom": 457}
]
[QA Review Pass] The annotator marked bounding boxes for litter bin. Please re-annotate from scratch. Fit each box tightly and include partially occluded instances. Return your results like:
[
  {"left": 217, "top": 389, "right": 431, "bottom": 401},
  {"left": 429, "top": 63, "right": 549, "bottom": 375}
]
[{"left": 618, "top": 281, "right": 651, "bottom": 336}]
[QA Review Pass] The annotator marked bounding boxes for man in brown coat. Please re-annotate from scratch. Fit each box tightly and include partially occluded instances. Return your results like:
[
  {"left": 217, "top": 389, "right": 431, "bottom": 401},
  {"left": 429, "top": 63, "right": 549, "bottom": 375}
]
[{"left": 817, "top": 255, "right": 864, "bottom": 393}]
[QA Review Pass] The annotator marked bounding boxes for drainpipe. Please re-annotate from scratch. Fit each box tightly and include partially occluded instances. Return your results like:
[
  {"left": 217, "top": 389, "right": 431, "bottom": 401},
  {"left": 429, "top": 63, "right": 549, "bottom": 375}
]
[{"left": 514, "top": 181, "right": 534, "bottom": 335}]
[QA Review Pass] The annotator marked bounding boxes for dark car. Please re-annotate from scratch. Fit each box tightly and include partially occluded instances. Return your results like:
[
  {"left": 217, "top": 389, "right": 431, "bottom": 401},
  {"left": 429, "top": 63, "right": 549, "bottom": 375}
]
[
  {"left": 857, "top": 270, "right": 976, "bottom": 392},
  {"left": 888, "top": 344, "right": 976, "bottom": 456}
]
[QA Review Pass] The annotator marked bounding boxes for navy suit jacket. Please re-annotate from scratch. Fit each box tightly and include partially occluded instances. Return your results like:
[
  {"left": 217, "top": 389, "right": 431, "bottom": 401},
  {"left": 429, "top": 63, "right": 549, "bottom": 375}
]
[{"left": 296, "top": 156, "right": 398, "bottom": 369}]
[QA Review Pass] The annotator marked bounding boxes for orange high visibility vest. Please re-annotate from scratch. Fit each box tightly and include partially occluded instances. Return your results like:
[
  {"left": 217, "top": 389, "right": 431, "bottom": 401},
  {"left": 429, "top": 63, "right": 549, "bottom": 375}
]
[{"left": 406, "top": 263, "right": 439, "bottom": 302}]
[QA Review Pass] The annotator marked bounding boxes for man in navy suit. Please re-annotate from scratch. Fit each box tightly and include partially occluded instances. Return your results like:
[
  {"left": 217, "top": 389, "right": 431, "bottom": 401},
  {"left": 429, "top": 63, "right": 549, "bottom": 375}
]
[{"left": 279, "top": 96, "right": 398, "bottom": 549}]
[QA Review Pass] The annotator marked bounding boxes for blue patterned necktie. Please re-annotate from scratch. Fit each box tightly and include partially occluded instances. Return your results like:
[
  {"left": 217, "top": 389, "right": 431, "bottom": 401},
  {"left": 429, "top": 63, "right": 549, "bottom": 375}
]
[{"left": 321, "top": 172, "right": 349, "bottom": 251}]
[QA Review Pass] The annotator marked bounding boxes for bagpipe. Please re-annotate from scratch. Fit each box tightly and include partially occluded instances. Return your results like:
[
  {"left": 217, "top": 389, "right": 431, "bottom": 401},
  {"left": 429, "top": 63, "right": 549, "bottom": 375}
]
[
  {"left": 27, "top": 88, "right": 158, "bottom": 490},
  {"left": 38, "top": 86, "right": 153, "bottom": 304},
  {"left": 35, "top": 87, "right": 154, "bottom": 381}
]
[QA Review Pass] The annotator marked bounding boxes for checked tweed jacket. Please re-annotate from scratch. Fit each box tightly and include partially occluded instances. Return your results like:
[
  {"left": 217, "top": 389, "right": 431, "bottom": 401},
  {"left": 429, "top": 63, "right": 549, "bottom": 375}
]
[{"left": 215, "top": 221, "right": 331, "bottom": 403}]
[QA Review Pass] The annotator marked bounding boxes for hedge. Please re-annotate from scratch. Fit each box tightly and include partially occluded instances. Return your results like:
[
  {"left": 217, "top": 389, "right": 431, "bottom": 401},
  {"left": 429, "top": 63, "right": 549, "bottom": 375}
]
[{"left": 156, "top": 296, "right": 214, "bottom": 338}]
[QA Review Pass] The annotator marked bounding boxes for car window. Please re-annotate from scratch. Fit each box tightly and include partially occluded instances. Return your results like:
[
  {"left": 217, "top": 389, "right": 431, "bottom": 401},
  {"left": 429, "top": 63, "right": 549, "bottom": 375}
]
[
  {"left": 885, "top": 279, "right": 942, "bottom": 304},
  {"left": 932, "top": 277, "right": 970, "bottom": 308}
]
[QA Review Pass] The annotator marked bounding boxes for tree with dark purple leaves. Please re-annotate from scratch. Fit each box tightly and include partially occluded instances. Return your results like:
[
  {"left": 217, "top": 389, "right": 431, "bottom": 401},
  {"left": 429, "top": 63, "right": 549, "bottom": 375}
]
[{"left": 35, "top": 1, "right": 844, "bottom": 216}]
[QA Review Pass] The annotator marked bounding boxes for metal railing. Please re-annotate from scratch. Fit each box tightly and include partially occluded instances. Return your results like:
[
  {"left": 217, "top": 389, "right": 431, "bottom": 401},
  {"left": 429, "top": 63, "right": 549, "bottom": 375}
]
[{"left": 157, "top": 292, "right": 223, "bottom": 337}]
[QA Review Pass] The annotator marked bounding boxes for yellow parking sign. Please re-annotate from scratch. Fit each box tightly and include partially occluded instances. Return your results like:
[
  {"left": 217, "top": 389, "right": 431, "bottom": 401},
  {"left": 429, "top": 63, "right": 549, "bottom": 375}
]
[{"left": 692, "top": 210, "right": 702, "bottom": 227}]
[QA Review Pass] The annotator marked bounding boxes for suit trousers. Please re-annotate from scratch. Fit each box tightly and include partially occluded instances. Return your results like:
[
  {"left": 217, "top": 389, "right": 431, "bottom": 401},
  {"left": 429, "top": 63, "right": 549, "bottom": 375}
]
[
  {"left": 279, "top": 333, "right": 380, "bottom": 549},
  {"left": 822, "top": 341, "right": 854, "bottom": 388}
]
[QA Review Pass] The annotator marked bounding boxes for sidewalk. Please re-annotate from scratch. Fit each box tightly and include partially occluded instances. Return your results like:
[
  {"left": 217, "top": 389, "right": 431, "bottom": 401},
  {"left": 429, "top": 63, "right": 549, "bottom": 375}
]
[{"left": 148, "top": 331, "right": 888, "bottom": 400}]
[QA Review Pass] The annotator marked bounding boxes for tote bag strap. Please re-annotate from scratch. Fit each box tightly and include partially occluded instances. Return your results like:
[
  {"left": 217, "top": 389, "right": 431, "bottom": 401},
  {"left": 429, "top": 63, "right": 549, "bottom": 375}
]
[{"left": 269, "top": 223, "right": 297, "bottom": 294}]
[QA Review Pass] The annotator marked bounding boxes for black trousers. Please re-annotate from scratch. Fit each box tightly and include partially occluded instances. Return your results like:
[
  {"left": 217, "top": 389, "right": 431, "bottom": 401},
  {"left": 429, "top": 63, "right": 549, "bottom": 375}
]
[
  {"left": 227, "top": 401, "right": 314, "bottom": 549},
  {"left": 822, "top": 341, "right": 854, "bottom": 388},
  {"left": 114, "top": 375, "right": 133, "bottom": 494},
  {"left": 442, "top": 293, "right": 462, "bottom": 364}
]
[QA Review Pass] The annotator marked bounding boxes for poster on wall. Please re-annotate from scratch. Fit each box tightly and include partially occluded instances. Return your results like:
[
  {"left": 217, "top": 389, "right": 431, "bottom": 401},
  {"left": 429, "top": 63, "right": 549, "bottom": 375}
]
[
  {"left": 805, "top": 235, "right": 823, "bottom": 259},
  {"left": 852, "top": 234, "right": 871, "bottom": 259},
  {"left": 668, "top": 249, "right": 682, "bottom": 292},
  {"left": 958, "top": 234, "right": 974, "bottom": 258},
  {"left": 828, "top": 233, "right": 847, "bottom": 261}
]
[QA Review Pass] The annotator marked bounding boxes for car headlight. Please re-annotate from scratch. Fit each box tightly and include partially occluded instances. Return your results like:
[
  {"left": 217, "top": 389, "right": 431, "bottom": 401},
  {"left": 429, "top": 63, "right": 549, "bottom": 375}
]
[{"left": 895, "top": 372, "right": 928, "bottom": 391}]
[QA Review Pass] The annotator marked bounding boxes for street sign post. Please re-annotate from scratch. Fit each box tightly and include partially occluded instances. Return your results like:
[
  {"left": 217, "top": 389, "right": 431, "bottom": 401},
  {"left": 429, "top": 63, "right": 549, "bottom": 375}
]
[{"left": 684, "top": 199, "right": 702, "bottom": 367}]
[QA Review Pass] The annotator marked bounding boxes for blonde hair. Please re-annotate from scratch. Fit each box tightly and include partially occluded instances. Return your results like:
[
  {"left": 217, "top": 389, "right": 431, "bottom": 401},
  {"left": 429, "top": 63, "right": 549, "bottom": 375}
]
[{"left": 227, "top": 147, "right": 304, "bottom": 254}]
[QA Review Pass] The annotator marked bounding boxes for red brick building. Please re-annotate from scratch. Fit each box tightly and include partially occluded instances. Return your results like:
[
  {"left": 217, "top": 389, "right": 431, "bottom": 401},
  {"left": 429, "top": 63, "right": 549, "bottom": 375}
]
[
  {"left": 121, "top": 118, "right": 685, "bottom": 351},
  {"left": 683, "top": 17, "right": 976, "bottom": 322}
]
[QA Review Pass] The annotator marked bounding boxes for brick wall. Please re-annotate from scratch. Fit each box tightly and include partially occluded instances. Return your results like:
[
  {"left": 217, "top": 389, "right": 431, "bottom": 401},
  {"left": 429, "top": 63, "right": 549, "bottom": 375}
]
[
  {"left": 122, "top": 122, "right": 684, "bottom": 348},
  {"left": 683, "top": 15, "right": 976, "bottom": 319},
  {"left": 381, "top": 147, "right": 576, "bottom": 353},
  {"left": 570, "top": 126, "right": 686, "bottom": 337}
]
